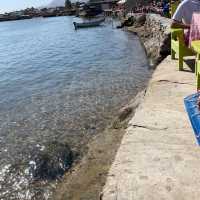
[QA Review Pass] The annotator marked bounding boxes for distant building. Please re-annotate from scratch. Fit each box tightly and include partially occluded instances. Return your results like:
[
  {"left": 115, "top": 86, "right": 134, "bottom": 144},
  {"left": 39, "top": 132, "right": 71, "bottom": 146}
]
[
  {"left": 88, "top": 0, "right": 119, "bottom": 10},
  {"left": 9, "top": 11, "right": 24, "bottom": 16}
]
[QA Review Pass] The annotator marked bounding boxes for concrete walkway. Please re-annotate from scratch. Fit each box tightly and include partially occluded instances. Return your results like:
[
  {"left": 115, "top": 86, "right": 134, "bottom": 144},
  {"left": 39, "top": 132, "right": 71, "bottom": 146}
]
[{"left": 102, "top": 56, "right": 200, "bottom": 200}]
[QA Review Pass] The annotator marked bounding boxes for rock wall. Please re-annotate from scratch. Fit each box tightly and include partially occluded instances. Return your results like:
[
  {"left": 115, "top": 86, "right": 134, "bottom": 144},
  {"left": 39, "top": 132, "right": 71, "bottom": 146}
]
[{"left": 128, "top": 14, "right": 172, "bottom": 66}]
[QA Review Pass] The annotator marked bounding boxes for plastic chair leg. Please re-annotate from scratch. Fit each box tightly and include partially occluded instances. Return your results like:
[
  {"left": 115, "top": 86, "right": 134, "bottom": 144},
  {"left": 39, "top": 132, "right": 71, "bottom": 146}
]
[
  {"left": 171, "top": 49, "right": 175, "bottom": 59},
  {"left": 195, "top": 59, "right": 198, "bottom": 76},
  {"left": 197, "top": 73, "right": 200, "bottom": 90},
  {"left": 196, "top": 54, "right": 200, "bottom": 76},
  {"left": 178, "top": 55, "right": 184, "bottom": 71}
]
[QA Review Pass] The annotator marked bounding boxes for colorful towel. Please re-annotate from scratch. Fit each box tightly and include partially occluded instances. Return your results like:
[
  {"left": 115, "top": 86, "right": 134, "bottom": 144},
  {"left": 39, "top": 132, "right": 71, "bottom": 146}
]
[{"left": 189, "top": 12, "right": 200, "bottom": 47}]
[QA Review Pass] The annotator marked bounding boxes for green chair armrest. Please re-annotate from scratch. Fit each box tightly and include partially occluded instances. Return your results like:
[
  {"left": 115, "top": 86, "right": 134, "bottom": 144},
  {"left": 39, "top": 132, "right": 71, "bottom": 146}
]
[
  {"left": 171, "top": 28, "right": 185, "bottom": 46},
  {"left": 171, "top": 28, "right": 183, "bottom": 33}
]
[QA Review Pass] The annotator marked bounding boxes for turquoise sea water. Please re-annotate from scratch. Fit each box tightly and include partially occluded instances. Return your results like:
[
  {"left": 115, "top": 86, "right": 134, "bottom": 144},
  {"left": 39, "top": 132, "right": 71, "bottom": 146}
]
[{"left": 0, "top": 16, "right": 150, "bottom": 199}]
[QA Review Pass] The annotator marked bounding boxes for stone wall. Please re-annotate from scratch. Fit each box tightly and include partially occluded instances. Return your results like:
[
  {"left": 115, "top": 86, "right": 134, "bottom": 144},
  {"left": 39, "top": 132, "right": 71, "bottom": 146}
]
[{"left": 128, "top": 14, "right": 172, "bottom": 66}]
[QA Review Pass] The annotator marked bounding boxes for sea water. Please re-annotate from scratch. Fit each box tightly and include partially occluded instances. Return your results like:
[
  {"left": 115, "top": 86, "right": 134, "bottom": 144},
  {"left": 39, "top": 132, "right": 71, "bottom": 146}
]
[{"left": 0, "top": 16, "right": 150, "bottom": 199}]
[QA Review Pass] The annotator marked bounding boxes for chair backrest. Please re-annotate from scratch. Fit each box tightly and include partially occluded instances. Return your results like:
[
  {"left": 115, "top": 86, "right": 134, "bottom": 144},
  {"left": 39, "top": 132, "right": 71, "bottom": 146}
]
[{"left": 170, "top": 0, "right": 180, "bottom": 17}]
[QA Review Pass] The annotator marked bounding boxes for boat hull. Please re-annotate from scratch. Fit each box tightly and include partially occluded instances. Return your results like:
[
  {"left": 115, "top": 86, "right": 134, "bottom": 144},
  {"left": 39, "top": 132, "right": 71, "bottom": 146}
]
[{"left": 73, "top": 18, "right": 105, "bottom": 29}]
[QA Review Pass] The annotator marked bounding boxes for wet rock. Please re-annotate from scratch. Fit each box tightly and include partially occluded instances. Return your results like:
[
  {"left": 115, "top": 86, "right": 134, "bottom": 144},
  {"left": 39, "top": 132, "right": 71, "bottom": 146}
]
[
  {"left": 112, "top": 106, "right": 133, "bottom": 129},
  {"left": 31, "top": 141, "right": 73, "bottom": 180},
  {"left": 134, "top": 14, "right": 146, "bottom": 27},
  {"left": 111, "top": 91, "right": 146, "bottom": 130},
  {"left": 120, "top": 14, "right": 146, "bottom": 29},
  {"left": 118, "top": 107, "right": 133, "bottom": 122}
]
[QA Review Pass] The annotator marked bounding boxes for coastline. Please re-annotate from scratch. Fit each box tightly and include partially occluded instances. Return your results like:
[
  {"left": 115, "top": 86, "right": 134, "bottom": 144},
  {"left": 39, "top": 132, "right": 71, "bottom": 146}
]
[
  {"left": 52, "top": 13, "right": 172, "bottom": 199},
  {"left": 127, "top": 13, "right": 171, "bottom": 66},
  {"left": 53, "top": 91, "right": 147, "bottom": 200},
  {"left": 0, "top": 17, "right": 151, "bottom": 200}
]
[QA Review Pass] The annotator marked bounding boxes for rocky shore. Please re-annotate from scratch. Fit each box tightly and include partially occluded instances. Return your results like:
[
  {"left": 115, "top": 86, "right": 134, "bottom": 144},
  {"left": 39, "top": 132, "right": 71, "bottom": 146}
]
[
  {"left": 1, "top": 13, "right": 170, "bottom": 200},
  {"left": 50, "top": 14, "right": 173, "bottom": 200},
  {"left": 52, "top": 91, "right": 146, "bottom": 200},
  {"left": 128, "top": 13, "right": 171, "bottom": 66}
]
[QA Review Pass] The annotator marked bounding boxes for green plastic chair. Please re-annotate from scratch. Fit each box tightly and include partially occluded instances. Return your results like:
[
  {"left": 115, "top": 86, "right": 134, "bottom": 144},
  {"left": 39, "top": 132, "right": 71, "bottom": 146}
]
[
  {"left": 171, "top": 1, "right": 195, "bottom": 71},
  {"left": 171, "top": 28, "right": 195, "bottom": 70}
]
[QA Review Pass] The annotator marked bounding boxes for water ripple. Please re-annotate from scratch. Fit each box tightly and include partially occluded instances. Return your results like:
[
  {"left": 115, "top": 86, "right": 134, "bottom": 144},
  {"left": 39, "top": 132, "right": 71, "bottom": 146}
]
[{"left": 0, "top": 16, "right": 151, "bottom": 199}]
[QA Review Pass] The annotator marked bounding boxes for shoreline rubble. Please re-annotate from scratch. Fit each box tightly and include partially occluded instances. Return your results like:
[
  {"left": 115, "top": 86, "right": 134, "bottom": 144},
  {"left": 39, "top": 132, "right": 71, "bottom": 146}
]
[{"left": 127, "top": 13, "right": 171, "bottom": 66}]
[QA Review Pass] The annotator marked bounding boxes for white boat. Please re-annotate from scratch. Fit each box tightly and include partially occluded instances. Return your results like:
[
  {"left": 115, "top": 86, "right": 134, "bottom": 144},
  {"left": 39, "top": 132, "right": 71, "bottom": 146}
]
[{"left": 73, "top": 18, "right": 105, "bottom": 29}]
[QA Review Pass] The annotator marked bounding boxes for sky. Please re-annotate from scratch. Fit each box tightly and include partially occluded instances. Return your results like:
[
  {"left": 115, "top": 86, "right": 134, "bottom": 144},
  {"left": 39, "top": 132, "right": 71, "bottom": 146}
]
[{"left": 0, "top": 0, "right": 51, "bottom": 13}]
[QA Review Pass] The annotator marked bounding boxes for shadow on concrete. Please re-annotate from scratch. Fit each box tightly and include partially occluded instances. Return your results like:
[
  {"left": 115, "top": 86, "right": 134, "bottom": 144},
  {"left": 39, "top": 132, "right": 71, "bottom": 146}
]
[{"left": 184, "top": 59, "right": 195, "bottom": 73}]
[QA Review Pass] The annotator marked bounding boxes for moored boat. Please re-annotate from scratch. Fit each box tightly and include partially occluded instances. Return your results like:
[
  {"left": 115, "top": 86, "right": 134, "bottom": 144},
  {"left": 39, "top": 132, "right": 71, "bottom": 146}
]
[{"left": 73, "top": 17, "right": 105, "bottom": 29}]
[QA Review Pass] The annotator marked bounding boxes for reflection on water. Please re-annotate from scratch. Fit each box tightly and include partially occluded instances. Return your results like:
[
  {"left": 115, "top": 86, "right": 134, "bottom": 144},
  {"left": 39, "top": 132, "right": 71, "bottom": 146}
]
[{"left": 0, "top": 16, "right": 150, "bottom": 199}]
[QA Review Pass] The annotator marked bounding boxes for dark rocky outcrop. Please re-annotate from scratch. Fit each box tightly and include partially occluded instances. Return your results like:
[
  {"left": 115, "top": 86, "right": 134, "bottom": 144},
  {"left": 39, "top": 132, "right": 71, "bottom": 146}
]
[
  {"left": 132, "top": 14, "right": 146, "bottom": 27},
  {"left": 0, "top": 141, "right": 74, "bottom": 199},
  {"left": 31, "top": 141, "right": 73, "bottom": 180}
]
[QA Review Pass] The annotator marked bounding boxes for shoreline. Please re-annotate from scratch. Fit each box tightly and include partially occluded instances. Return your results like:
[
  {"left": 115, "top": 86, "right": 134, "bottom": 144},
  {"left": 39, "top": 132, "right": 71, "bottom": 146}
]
[
  {"left": 0, "top": 18, "right": 151, "bottom": 200},
  {"left": 127, "top": 13, "right": 171, "bottom": 66},
  {"left": 53, "top": 90, "right": 148, "bottom": 200},
  {"left": 52, "top": 13, "right": 171, "bottom": 199},
  {"left": 50, "top": 13, "right": 172, "bottom": 200}
]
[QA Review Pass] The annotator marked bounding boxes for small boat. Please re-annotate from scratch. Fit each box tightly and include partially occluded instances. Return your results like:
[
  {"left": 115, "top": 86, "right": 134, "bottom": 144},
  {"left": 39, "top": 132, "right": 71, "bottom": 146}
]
[{"left": 73, "top": 18, "right": 105, "bottom": 29}]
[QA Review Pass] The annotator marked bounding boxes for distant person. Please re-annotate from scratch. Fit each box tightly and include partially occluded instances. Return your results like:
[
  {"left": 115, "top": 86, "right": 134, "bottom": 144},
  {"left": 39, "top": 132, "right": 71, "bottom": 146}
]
[
  {"left": 162, "top": 1, "right": 170, "bottom": 17},
  {"left": 171, "top": 0, "right": 200, "bottom": 29}
]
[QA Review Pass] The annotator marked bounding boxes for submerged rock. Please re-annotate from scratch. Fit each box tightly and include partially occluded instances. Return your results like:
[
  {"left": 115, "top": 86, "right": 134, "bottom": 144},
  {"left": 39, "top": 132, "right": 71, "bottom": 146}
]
[
  {"left": 0, "top": 141, "right": 73, "bottom": 199},
  {"left": 112, "top": 106, "right": 133, "bottom": 129},
  {"left": 31, "top": 141, "right": 73, "bottom": 180}
]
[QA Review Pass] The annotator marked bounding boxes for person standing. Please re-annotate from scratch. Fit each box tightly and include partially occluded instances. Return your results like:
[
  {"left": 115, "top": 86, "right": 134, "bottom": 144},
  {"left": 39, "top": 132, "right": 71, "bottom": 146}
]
[
  {"left": 162, "top": 1, "right": 170, "bottom": 17},
  {"left": 171, "top": 0, "right": 200, "bottom": 29}
]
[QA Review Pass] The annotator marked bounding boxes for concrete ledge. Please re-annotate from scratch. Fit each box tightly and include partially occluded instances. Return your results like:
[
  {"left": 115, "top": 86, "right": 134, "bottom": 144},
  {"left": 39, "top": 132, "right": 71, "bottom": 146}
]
[{"left": 102, "top": 56, "right": 200, "bottom": 200}]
